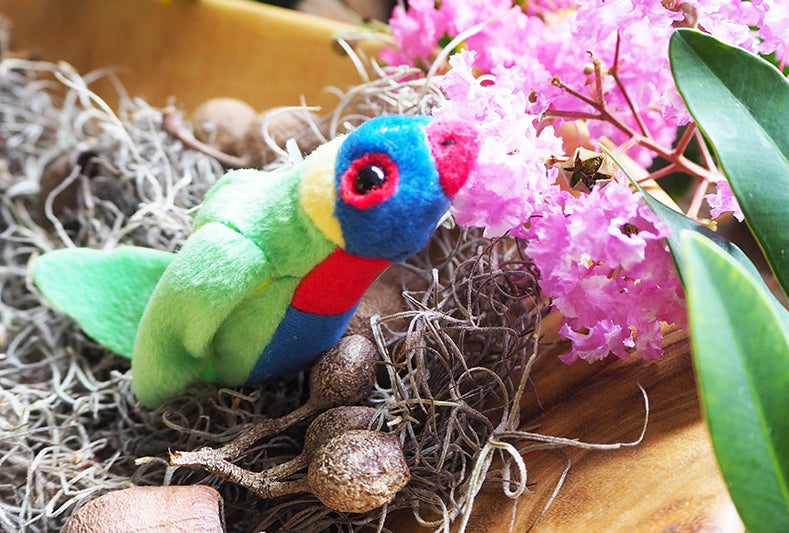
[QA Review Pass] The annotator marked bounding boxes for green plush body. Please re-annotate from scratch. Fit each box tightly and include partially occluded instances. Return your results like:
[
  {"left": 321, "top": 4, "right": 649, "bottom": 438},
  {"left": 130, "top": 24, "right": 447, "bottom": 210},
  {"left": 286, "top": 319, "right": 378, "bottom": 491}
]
[
  {"left": 36, "top": 166, "right": 334, "bottom": 407},
  {"left": 34, "top": 115, "right": 481, "bottom": 408},
  {"left": 134, "top": 167, "right": 334, "bottom": 405}
]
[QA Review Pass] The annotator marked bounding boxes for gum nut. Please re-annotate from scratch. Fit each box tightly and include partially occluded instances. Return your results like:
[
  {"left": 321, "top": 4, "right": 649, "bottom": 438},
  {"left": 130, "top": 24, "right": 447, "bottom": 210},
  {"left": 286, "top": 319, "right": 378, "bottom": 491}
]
[
  {"left": 61, "top": 485, "right": 225, "bottom": 533},
  {"left": 240, "top": 108, "right": 325, "bottom": 168},
  {"left": 310, "top": 335, "right": 377, "bottom": 407},
  {"left": 192, "top": 97, "right": 257, "bottom": 156},
  {"left": 303, "top": 405, "right": 377, "bottom": 456},
  {"left": 308, "top": 429, "right": 410, "bottom": 514}
]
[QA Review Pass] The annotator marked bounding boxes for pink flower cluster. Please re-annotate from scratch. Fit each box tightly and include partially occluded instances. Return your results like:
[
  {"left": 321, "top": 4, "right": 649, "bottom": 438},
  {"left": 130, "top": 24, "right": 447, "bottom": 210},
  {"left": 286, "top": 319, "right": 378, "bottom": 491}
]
[
  {"left": 526, "top": 180, "right": 687, "bottom": 363},
  {"left": 385, "top": 0, "right": 789, "bottom": 363},
  {"left": 753, "top": 0, "right": 789, "bottom": 68},
  {"left": 432, "top": 51, "right": 564, "bottom": 235},
  {"left": 705, "top": 179, "right": 745, "bottom": 222},
  {"left": 432, "top": 48, "right": 687, "bottom": 362}
]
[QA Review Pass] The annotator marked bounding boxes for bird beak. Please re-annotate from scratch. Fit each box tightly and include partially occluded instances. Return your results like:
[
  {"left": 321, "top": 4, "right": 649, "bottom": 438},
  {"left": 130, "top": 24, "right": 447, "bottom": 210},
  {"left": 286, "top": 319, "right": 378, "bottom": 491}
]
[{"left": 425, "top": 120, "right": 480, "bottom": 197}]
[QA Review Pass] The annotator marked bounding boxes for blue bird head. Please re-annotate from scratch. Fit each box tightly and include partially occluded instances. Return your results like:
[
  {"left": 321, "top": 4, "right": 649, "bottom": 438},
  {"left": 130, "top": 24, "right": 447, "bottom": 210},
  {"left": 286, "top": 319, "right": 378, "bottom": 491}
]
[{"left": 333, "top": 115, "right": 479, "bottom": 262}]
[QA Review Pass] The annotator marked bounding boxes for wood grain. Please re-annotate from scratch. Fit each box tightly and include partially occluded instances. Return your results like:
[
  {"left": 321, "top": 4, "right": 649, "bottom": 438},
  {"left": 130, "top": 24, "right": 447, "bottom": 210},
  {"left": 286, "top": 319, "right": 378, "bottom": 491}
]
[
  {"left": 389, "top": 327, "right": 744, "bottom": 532},
  {"left": 463, "top": 327, "right": 743, "bottom": 532}
]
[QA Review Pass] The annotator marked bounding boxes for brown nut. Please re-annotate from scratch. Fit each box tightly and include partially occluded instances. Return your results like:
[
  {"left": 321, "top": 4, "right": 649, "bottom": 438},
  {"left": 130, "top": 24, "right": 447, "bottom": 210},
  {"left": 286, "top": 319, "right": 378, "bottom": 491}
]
[
  {"left": 309, "top": 335, "right": 377, "bottom": 408},
  {"left": 307, "top": 429, "right": 410, "bottom": 514},
  {"left": 303, "top": 405, "right": 377, "bottom": 457},
  {"left": 240, "top": 107, "right": 325, "bottom": 168},
  {"left": 192, "top": 97, "right": 257, "bottom": 157}
]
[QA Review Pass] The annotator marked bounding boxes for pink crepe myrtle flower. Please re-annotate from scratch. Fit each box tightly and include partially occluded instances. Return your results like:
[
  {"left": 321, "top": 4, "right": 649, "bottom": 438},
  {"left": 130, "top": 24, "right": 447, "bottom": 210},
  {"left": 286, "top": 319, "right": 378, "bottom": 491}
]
[
  {"left": 687, "top": 0, "right": 761, "bottom": 53},
  {"left": 434, "top": 50, "right": 565, "bottom": 236},
  {"left": 753, "top": 0, "right": 789, "bottom": 66},
  {"left": 705, "top": 179, "right": 745, "bottom": 222},
  {"left": 385, "top": 0, "right": 446, "bottom": 65},
  {"left": 524, "top": 179, "right": 686, "bottom": 363},
  {"left": 382, "top": 0, "right": 783, "bottom": 363}
]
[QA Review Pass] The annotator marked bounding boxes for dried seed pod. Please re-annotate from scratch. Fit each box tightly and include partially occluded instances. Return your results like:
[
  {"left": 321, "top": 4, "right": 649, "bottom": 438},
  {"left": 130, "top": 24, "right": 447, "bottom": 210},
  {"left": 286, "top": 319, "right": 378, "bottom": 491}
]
[
  {"left": 192, "top": 97, "right": 257, "bottom": 157},
  {"left": 62, "top": 485, "right": 225, "bottom": 533},
  {"left": 263, "top": 405, "right": 378, "bottom": 478},
  {"left": 559, "top": 147, "right": 617, "bottom": 191},
  {"left": 303, "top": 405, "right": 377, "bottom": 458},
  {"left": 240, "top": 107, "right": 325, "bottom": 168},
  {"left": 308, "top": 429, "right": 410, "bottom": 513},
  {"left": 199, "top": 335, "right": 377, "bottom": 462},
  {"left": 174, "top": 406, "right": 378, "bottom": 485},
  {"left": 308, "top": 334, "right": 377, "bottom": 409},
  {"left": 171, "top": 423, "right": 408, "bottom": 515}
]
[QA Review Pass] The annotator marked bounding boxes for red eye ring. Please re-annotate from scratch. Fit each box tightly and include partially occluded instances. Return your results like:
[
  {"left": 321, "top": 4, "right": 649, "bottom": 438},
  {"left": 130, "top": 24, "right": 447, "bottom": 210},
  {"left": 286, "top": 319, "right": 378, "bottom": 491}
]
[{"left": 340, "top": 152, "right": 399, "bottom": 209}]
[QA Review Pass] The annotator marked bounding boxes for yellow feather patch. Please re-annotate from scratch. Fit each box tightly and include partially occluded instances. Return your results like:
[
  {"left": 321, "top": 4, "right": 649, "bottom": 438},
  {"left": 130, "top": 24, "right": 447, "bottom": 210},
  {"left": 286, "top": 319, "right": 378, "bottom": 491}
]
[
  {"left": 254, "top": 278, "right": 274, "bottom": 293},
  {"left": 300, "top": 137, "right": 345, "bottom": 248}
]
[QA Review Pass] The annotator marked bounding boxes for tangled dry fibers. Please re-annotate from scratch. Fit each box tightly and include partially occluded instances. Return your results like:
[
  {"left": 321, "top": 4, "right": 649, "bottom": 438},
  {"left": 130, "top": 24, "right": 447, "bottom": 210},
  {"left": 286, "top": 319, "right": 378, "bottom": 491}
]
[{"left": 0, "top": 32, "right": 646, "bottom": 533}]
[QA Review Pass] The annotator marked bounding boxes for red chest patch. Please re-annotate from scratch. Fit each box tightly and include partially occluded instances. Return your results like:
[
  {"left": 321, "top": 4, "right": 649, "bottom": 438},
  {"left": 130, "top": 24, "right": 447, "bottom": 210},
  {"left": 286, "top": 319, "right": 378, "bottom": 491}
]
[{"left": 291, "top": 249, "right": 390, "bottom": 315}]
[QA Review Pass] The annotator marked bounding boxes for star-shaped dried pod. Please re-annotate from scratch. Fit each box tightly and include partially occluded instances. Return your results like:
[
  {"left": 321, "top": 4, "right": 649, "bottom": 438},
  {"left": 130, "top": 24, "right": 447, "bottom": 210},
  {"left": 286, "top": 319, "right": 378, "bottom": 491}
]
[{"left": 559, "top": 147, "right": 617, "bottom": 191}]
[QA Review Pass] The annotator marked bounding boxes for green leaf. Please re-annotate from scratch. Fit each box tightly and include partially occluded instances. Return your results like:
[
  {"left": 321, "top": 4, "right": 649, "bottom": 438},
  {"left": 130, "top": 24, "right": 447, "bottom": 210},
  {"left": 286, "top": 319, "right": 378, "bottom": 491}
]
[
  {"left": 670, "top": 28, "right": 789, "bottom": 298},
  {"left": 681, "top": 231, "right": 789, "bottom": 532}
]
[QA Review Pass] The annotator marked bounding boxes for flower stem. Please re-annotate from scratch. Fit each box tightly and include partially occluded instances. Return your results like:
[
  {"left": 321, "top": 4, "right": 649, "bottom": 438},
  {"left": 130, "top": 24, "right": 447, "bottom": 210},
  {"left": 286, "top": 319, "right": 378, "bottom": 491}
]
[
  {"left": 548, "top": 42, "right": 721, "bottom": 196},
  {"left": 608, "top": 33, "right": 651, "bottom": 138}
]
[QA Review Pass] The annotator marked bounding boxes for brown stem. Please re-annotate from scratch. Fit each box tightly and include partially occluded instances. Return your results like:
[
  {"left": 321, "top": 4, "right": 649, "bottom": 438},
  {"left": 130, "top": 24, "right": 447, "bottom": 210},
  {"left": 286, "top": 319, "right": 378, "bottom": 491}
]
[
  {"left": 261, "top": 453, "right": 311, "bottom": 480},
  {"left": 592, "top": 55, "right": 605, "bottom": 106},
  {"left": 686, "top": 176, "right": 711, "bottom": 219},
  {"left": 642, "top": 123, "right": 714, "bottom": 185},
  {"left": 542, "top": 109, "right": 603, "bottom": 122},
  {"left": 550, "top": 37, "right": 723, "bottom": 190},
  {"left": 608, "top": 33, "right": 651, "bottom": 138},
  {"left": 161, "top": 106, "right": 250, "bottom": 168},
  {"left": 645, "top": 162, "right": 681, "bottom": 182},
  {"left": 170, "top": 448, "right": 310, "bottom": 499},
  {"left": 625, "top": 131, "right": 717, "bottom": 183},
  {"left": 546, "top": 98, "right": 636, "bottom": 140},
  {"left": 214, "top": 400, "right": 322, "bottom": 461},
  {"left": 694, "top": 126, "right": 717, "bottom": 172},
  {"left": 674, "top": 122, "right": 697, "bottom": 155},
  {"left": 551, "top": 77, "right": 600, "bottom": 110}
]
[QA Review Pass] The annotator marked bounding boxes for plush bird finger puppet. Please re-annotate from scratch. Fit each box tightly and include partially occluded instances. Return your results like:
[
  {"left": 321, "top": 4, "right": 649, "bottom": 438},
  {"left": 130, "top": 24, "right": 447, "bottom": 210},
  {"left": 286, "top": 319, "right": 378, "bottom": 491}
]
[{"left": 33, "top": 115, "right": 479, "bottom": 407}]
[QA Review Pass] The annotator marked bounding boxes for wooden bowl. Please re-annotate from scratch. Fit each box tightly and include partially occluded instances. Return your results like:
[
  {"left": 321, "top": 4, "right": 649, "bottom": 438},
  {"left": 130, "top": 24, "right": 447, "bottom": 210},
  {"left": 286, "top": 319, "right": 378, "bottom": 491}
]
[{"left": 0, "top": 0, "right": 379, "bottom": 113}]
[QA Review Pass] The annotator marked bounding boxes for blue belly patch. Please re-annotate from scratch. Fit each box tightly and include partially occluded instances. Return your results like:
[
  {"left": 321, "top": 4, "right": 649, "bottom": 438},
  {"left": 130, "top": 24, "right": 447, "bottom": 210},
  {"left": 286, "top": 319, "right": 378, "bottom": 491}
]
[{"left": 246, "top": 305, "right": 357, "bottom": 383}]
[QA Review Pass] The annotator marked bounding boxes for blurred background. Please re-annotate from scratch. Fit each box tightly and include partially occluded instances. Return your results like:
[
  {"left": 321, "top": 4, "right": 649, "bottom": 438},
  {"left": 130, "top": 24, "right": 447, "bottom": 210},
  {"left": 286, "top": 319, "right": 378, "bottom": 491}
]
[{"left": 263, "top": 0, "right": 396, "bottom": 24}]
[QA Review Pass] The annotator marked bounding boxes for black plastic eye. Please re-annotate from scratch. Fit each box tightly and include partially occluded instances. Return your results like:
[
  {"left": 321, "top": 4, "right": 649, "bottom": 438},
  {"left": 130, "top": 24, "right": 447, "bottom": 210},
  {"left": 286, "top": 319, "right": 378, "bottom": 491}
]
[
  {"left": 340, "top": 152, "right": 399, "bottom": 209},
  {"left": 354, "top": 164, "right": 387, "bottom": 194}
]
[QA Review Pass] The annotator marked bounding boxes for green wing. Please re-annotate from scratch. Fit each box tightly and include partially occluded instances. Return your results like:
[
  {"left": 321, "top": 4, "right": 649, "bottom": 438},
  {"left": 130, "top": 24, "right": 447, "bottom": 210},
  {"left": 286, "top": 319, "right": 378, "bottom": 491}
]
[
  {"left": 130, "top": 222, "right": 288, "bottom": 407},
  {"left": 33, "top": 246, "right": 174, "bottom": 358},
  {"left": 131, "top": 167, "right": 336, "bottom": 407},
  {"left": 34, "top": 166, "right": 337, "bottom": 408}
]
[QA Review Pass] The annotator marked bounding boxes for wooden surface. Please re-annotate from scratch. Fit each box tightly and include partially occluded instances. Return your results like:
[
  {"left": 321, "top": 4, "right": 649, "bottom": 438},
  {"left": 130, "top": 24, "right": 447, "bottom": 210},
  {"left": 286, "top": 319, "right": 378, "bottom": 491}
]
[
  {"left": 0, "top": 0, "right": 379, "bottom": 113},
  {"left": 408, "top": 327, "right": 745, "bottom": 532}
]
